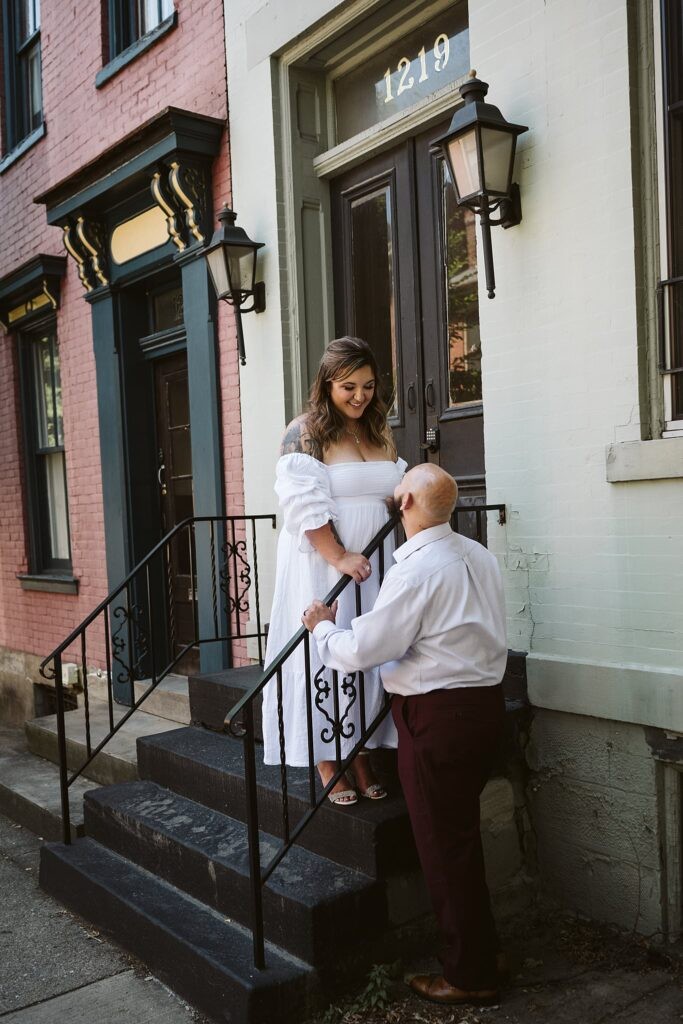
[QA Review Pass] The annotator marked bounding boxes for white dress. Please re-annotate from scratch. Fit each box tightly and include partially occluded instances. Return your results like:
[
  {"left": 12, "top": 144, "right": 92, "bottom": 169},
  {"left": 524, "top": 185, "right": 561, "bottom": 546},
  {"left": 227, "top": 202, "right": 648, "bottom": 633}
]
[{"left": 262, "top": 453, "right": 406, "bottom": 766}]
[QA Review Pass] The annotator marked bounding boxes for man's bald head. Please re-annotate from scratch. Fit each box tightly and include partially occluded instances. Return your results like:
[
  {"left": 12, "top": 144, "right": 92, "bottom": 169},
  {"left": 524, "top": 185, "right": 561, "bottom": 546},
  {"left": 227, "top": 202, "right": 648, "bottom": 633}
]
[{"left": 398, "top": 464, "right": 458, "bottom": 526}]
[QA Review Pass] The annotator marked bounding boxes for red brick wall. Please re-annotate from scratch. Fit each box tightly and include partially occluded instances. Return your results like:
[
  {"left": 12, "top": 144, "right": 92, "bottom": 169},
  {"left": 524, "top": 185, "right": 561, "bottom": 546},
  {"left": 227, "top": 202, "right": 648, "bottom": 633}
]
[{"left": 0, "top": 1, "right": 245, "bottom": 676}]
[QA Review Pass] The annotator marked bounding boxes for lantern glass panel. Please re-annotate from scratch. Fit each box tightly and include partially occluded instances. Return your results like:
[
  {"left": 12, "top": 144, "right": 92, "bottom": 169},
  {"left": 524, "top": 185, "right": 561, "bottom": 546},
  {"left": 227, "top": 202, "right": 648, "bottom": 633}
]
[
  {"left": 227, "top": 245, "right": 256, "bottom": 295},
  {"left": 206, "top": 246, "right": 231, "bottom": 299},
  {"left": 447, "top": 128, "right": 481, "bottom": 199},
  {"left": 481, "top": 128, "right": 515, "bottom": 193}
]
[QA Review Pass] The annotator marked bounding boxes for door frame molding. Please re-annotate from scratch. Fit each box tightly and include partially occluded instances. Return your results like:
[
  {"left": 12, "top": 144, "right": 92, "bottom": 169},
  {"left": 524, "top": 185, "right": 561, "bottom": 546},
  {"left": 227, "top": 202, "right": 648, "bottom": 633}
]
[{"left": 275, "top": 0, "right": 466, "bottom": 416}]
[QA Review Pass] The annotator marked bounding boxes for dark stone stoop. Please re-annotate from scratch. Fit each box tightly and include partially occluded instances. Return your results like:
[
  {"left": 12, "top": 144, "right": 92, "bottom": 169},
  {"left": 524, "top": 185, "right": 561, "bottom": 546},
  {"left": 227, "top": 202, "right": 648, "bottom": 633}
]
[
  {"left": 39, "top": 673, "right": 427, "bottom": 1024},
  {"left": 189, "top": 665, "right": 264, "bottom": 739}
]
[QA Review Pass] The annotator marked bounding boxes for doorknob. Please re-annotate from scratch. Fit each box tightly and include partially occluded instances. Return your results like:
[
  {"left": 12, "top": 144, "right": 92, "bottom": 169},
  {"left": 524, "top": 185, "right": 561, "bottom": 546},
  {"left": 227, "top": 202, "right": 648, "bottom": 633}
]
[
  {"left": 157, "top": 448, "right": 168, "bottom": 497},
  {"left": 425, "top": 378, "right": 435, "bottom": 409},
  {"left": 407, "top": 381, "right": 416, "bottom": 411},
  {"left": 419, "top": 426, "right": 440, "bottom": 453}
]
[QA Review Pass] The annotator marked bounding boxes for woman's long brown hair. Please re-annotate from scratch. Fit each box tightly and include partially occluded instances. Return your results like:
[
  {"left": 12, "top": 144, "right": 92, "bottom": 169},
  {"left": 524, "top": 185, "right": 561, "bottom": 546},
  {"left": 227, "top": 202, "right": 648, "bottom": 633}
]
[{"left": 305, "top": 337, "right": 395, "bottom": 461}]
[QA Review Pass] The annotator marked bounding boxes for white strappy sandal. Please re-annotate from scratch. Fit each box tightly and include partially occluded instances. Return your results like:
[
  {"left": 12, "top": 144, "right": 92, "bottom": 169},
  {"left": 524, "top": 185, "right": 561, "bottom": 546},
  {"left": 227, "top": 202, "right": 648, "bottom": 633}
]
[
  {"left": 318, "top": 765, "right": 358, "bottom": 806},
  {"left": 327, "top": 787, "right": 358, "bottom": 806},
  {"left": 351, "top": 751, "right": 388, "bottom": 800}
]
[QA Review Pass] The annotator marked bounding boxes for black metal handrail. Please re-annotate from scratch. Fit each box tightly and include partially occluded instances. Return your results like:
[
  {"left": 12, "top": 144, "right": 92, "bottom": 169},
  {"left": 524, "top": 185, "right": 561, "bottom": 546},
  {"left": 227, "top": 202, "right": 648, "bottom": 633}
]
[
  {"left": 39, "top": 498, "right": 505, "bottom": 967},
  {"left": 223, "top": 502, "right": 506, "bottom": 969},
  {"left": 39, "top": 514, "right": 276, "bottom": 843}
]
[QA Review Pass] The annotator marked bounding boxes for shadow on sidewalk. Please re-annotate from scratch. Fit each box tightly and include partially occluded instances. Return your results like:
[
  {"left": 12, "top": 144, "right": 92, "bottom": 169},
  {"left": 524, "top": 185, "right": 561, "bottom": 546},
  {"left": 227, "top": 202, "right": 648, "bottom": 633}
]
[{"left": 311, "top": 904, "right": 683, "bottom": 1024}]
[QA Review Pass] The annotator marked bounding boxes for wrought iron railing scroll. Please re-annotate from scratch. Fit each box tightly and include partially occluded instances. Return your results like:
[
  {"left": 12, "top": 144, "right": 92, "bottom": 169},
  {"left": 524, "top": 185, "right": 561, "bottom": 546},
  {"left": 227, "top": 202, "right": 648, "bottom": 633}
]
[
  {"left": 224, "top": 502, "right": 506, "bottom": 969},
  {"left": 39, "top": 515, "right": 276, "bottom": 844}
]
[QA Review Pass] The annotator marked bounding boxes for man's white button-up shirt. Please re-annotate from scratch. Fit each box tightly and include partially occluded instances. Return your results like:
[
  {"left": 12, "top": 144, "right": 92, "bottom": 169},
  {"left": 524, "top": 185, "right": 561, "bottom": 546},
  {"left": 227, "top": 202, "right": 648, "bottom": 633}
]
[{"left": 313, "top": 522, "right": 508, "bottom": 696}]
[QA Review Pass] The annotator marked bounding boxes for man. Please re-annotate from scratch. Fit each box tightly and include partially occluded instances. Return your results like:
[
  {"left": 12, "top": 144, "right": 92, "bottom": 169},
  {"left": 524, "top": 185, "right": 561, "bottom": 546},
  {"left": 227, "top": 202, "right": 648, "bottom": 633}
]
[{"left": 302, "top": 464, "right": 508, "bottom": 1007}]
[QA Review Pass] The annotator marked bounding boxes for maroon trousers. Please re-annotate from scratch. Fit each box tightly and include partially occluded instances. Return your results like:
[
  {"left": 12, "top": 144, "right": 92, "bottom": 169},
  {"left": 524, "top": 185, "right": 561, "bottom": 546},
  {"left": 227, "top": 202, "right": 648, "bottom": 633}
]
[{"left": 392, "top": 684, "right": 505, "bottom": 990}]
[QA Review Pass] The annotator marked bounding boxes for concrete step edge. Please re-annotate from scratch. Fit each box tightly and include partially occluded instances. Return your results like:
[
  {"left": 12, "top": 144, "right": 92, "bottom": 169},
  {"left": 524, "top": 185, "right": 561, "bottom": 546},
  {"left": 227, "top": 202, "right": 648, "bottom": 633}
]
[
  {"left": 0, "top": 748, "right": 98, "bottom": 841},
  {"left": 40, "top": 838, "right": 317, "bottom": 1024},
  {"left": 25, "top": 707, "right": 182, "bottom": 785},
  {"left": 83, "top": 780, "right": 382, "bottom": 966}
]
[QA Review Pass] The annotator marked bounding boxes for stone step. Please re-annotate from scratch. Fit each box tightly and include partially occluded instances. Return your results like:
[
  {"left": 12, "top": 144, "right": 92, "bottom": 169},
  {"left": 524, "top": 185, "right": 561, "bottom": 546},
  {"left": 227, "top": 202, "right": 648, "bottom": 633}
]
[
  {"left": 25, "top": 702, "right": 182, "bottom": 785},
  {"left": 0, "top": 736, "right": 98, "bottom": 841},
  {"left": 87, "top": 673, "right": 190, "bottom": 725},
  {"left": 84, "top": 779, "right": 384, "bottom": 968},
  {"left": 137, "top": 726, "right": 417, "bottom": 878},
  {"left": 40, "top": 838, "right": 315, "bottom": 1024},
  {"left": 188, "top": 664, "right": 263, "bottom": 738}
]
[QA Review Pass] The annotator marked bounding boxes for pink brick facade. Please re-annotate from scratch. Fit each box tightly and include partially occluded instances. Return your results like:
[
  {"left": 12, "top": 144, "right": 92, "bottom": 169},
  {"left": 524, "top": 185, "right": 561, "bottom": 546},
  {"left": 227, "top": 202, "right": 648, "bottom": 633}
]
[{"left": 0, "top": 0, "right": 245, "bottom": 720}]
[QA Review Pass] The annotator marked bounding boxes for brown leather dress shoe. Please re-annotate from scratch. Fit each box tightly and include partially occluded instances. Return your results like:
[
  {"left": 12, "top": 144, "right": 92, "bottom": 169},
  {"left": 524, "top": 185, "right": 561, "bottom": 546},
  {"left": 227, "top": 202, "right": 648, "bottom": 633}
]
[{"left": 409, "top": 973, "right": 500, "bottom": 1006}]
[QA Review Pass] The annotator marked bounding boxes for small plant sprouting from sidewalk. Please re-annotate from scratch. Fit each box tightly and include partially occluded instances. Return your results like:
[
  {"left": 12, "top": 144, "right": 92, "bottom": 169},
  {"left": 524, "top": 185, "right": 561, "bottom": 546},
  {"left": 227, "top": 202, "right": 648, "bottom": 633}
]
[{"left": 320, "top": 961, "right": 402, "bottom": 1023}]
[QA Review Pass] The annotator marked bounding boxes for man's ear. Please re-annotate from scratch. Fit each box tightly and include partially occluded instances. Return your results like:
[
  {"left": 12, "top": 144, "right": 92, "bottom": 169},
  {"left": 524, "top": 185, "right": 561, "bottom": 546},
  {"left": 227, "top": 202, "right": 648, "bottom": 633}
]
[{"left": 401, "top": 491, "right": 414, "bottom": 511}]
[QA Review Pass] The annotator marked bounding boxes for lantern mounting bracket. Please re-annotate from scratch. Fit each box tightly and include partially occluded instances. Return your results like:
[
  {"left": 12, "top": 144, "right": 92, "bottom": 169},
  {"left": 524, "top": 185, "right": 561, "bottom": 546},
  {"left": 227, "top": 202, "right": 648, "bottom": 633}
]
[{"left": 434, "top": 72, "right": 528, "bottom": 298}]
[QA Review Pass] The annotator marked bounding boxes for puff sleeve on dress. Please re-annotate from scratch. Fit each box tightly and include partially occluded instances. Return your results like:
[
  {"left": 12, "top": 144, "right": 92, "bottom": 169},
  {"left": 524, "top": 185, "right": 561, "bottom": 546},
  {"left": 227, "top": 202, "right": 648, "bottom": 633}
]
[{"left": 274, "top": 453, "right": 338, "bottom": 553}]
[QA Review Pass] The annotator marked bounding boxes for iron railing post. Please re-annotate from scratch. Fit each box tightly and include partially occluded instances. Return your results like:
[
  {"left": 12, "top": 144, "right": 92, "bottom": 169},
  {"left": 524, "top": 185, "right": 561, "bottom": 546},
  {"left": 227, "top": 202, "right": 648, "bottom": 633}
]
[
  {"left": 242, "top": 702, "right": 265, "bottom": 969},
  {"left": 53, "top": 653, "right": 71, "bottom": 845}
]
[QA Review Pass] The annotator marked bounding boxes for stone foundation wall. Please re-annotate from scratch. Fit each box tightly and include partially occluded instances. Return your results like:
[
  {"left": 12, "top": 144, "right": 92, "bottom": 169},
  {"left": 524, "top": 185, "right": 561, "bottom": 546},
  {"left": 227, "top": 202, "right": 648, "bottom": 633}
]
[
  {"left": 527, "top": 709, "right": 662, "bottom": 936},
  {"left": 0, "top": 647, "right": 43, "bottom": 726},
  {"left": 0, "top": 645, "right": 81, "bottom": 727}
]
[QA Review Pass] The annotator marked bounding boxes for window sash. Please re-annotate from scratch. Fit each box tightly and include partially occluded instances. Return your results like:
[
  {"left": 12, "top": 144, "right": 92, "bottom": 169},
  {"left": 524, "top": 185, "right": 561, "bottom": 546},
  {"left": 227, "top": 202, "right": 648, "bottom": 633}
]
[
  {"left": 659, "top": 0, "right": 683, "bottom": 421},
  {"left": 40, "top": 450, "right": 70, "bottom": 564},
  {"left": 109, "top": 0, "right": 173, "bottom": 57},
  {"left": 19, "top": 326, "right": 72, "bottom": 573},
  {"left": 17, "top": 0, "right": 39, "bottom": 44},
  {"left": 2, "top": 0, "right": 43, "bottom": 148}
]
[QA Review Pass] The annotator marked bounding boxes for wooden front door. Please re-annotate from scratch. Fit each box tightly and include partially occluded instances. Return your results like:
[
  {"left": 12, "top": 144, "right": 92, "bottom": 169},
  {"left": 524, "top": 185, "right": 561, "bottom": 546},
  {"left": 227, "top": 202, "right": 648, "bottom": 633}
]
[
  {"left": 153, "top": 351, "right": 198, "bottom": 672},
  {"left": 332, "top": 120, "right": 485, "bottom": 498}
]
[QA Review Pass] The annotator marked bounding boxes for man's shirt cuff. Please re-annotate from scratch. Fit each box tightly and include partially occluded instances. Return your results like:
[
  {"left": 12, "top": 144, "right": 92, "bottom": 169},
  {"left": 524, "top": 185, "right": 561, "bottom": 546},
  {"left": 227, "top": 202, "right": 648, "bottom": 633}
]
[{"left": 313, "top": 619, "right": 336, "bottom": 640}]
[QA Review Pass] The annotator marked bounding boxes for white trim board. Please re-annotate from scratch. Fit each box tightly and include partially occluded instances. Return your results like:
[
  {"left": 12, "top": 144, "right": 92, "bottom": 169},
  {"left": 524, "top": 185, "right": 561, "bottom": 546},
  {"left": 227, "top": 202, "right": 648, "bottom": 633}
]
[
  {"left": 527, "top": 652, "right": 683, "bottom": 733},
  {"left": 606, "top": 436, "right": 683, "bottom": 481}
]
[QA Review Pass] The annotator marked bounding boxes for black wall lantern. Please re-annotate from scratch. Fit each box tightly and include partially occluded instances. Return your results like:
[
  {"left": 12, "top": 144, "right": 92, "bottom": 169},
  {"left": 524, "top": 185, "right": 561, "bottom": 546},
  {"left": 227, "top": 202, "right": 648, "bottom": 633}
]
[
  {"left": 435, "top": 71, "right": 528, "bottom": 299},
  {"left": 204, "top": 205, "right": 266, "bottom": 365}
]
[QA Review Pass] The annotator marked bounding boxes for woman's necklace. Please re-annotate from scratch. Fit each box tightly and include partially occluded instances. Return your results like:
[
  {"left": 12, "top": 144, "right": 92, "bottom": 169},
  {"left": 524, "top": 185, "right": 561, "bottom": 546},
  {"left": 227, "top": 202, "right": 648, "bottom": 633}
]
[{"left": 346, "top": 426, "right": 366, "bottom": 462}]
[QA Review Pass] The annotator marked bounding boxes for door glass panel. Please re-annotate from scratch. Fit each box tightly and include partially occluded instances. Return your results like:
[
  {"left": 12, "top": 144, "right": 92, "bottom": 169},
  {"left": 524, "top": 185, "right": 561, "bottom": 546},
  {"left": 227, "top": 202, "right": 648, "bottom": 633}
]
[
  {"left": 170, "top": 428, "right": 192, "bottom": 477},
  {"left": 350, "top": 185, "right": 398, "bottom": 415},
  {"left": 152, "top": 285, "right": 184, "bottom": 332},
  {"left": 167, "top": 377, "right": 189, "bottom": 426},
  {"left": 440, "top": 159, "right": 482, "bottom": 407}
]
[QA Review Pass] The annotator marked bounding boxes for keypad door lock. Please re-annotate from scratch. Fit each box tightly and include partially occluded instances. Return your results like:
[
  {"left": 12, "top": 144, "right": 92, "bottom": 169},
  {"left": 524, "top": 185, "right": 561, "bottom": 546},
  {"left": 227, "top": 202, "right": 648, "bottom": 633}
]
[{"left": 420, "top": 426, "right": 440, "bottom": 453}]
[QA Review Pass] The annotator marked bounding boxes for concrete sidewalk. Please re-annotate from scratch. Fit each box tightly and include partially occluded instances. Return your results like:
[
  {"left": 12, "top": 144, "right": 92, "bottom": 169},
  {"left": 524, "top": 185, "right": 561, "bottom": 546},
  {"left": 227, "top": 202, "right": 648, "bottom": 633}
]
[
  {"left": 2, "top": 808, "right": 682, "bottom": 1024},
  {"left": 0, "top": 813, "right": 209, "bottom": 1023}
]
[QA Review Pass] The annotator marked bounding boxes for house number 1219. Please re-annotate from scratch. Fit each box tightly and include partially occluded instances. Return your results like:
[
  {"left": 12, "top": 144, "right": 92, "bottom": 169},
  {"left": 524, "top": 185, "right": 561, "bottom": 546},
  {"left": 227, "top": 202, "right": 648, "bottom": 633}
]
[{"left": 383, "top": 33, "right": 450, "bottom": 103}]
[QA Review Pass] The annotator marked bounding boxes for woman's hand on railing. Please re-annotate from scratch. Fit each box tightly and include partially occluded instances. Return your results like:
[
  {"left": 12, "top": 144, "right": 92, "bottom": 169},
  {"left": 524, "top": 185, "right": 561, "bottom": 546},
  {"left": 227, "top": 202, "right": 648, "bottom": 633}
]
[{"left": 332, "top": 551, "right": 372, "bottom": 583}]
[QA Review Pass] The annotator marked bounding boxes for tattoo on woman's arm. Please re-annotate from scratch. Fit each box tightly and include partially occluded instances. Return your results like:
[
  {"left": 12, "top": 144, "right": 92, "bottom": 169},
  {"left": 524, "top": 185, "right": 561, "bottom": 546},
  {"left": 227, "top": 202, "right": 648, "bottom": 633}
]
[
  {"left": 280, "top": 421, "right": 305, "bottom": 455},
  {"left": 280, "top": 418, "right": 320, "bottom": 459}
]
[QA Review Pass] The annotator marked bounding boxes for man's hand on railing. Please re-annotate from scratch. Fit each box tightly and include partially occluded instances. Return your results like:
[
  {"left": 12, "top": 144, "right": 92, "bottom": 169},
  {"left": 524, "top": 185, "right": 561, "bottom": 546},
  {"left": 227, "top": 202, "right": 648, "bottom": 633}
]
[{"left": 302, "top": 599, "right": 338, "bottom": 632}]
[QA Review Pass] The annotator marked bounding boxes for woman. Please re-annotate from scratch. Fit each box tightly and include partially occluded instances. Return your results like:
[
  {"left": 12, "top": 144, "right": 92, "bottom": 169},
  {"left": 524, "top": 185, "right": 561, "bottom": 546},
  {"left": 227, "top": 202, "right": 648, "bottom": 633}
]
[{"left": 262, "top": 337, "right": 404, "bottom": 804}]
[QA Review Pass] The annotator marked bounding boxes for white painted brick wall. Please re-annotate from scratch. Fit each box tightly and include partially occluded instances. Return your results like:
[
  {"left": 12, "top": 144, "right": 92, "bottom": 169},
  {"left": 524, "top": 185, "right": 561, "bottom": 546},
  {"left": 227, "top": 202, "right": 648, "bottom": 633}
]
[
  {"left": 226, "top": 0, "right": 350, "bottom": 619},
  {"left": 472, "top": 0, "right": 683, "bottom": 676},
  {"left": 230, "top": 0, "right": 683, "bottom": 686}
]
